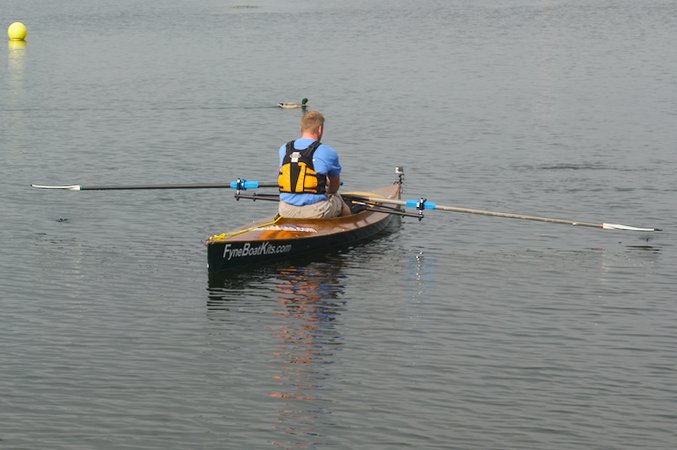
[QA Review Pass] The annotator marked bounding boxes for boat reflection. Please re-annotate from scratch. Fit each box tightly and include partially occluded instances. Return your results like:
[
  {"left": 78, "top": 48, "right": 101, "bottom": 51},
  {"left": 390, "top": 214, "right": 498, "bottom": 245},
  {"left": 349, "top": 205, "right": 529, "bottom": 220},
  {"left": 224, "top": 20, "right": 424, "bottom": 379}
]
[{"left": 207, "top": 256, "right": 347, "bottom": 448}]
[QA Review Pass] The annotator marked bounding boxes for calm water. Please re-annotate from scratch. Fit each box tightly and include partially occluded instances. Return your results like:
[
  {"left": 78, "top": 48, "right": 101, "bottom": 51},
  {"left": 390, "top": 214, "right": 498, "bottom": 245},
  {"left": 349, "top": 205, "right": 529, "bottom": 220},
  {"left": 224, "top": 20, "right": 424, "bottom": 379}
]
[{"left": 2, "top": 0, "right": 676, "bottom": 448}]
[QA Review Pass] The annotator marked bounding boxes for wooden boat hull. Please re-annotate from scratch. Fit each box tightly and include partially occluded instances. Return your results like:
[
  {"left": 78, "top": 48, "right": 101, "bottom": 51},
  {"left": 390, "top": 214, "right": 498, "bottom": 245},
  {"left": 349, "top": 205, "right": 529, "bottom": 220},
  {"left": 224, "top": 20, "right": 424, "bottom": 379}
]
[{"left": 205, "top": 183, "right": 401, "bottom": 273}]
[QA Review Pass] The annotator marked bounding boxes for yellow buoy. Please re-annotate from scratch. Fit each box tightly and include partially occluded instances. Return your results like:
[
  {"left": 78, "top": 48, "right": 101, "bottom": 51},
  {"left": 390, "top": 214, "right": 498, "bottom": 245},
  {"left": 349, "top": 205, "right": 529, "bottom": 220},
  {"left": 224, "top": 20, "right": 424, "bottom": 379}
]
[{"left": 8, "top": 22, "right": 27, "bottom": 41}]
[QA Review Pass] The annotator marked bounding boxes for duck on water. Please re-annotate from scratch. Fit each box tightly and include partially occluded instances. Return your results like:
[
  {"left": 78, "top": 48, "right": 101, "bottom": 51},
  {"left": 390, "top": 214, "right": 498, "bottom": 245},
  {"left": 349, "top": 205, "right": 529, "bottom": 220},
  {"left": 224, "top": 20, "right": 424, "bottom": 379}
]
[{"left": 278, "top": 98, "right": 309, "bottom": 109}]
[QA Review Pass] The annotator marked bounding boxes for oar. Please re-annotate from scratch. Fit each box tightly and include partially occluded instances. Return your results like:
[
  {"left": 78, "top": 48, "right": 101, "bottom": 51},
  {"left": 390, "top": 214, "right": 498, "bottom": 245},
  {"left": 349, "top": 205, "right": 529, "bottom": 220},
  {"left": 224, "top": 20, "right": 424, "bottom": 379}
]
[
  {"left": 344, "top": 194, "right": 661, "bottom": 232},
  {"left": 31, "top": 180, "right": 278, "bottom": 191}
]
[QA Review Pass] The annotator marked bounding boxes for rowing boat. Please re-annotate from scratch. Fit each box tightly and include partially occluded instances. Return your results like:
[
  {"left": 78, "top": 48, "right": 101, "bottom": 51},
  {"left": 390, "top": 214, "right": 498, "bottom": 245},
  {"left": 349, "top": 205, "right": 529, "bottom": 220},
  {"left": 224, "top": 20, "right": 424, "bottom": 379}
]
[{"left": 204, "top": 178, "right": 405, "bottom": 274}]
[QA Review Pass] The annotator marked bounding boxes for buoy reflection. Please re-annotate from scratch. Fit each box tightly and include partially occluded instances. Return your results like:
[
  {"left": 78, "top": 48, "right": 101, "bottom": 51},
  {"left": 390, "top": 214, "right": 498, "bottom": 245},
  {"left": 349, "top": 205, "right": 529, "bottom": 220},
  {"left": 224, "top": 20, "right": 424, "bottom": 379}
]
[
  {"left": 5, "top": 38, "right": 27, "bottom": 155},
  {"left": 8, "top": 39, "right": 26, "bottom": 50},
  {"left": 8, "top": 38, "right": 25, "bottom": 77}
]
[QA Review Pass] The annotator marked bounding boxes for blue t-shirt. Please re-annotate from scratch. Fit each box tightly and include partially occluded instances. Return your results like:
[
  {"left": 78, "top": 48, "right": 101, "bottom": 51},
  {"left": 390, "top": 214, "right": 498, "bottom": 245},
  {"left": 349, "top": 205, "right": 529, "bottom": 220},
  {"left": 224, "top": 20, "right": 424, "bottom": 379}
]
[{"left": 279, "top": 138, "right": 342, "bottom": 206}]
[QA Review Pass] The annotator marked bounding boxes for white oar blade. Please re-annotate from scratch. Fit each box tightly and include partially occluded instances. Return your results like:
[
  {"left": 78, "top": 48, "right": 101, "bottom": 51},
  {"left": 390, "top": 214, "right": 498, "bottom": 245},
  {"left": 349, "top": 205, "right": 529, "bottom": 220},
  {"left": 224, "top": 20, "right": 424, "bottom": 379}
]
[
  {"left": 31, "top": 184, "right": 81, "bottom": 190},
  {"left": 602, "top": 223, "right": 660, "bottom": 232}
]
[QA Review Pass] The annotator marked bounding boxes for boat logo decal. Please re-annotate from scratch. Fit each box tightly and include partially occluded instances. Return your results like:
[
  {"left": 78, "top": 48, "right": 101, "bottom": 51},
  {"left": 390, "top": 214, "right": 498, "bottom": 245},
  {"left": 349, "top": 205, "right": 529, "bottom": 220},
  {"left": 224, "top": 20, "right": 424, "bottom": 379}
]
[
  {"left": 255, "top": 225, "right": 317, "bottom": 233},
  {"left": 222, "top": 242, "right": 293, "bottom": 260}
]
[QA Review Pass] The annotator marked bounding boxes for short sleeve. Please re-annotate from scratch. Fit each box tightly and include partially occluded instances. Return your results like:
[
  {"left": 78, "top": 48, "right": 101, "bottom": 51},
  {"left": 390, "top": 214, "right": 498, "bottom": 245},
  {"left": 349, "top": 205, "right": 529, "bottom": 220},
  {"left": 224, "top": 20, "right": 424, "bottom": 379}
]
[{"left": 313, "top": 144, "right": 341, "bottom": 177}]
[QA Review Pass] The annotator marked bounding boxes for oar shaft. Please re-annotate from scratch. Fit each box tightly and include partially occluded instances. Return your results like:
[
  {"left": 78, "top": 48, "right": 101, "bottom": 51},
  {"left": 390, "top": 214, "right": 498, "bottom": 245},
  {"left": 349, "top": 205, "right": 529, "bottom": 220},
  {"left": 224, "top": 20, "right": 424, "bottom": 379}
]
[
  {"left": 433, "top": 204, "right": 600, "bottom": 228},
  {"left": 346, "top": 195, "right": 660, "bottom": 232},
  {"left": 80, "top": 183, "right": 252, "bottom": 190},
  {"left": 31, "top": 181, "right": 278, "bottom": 191}
]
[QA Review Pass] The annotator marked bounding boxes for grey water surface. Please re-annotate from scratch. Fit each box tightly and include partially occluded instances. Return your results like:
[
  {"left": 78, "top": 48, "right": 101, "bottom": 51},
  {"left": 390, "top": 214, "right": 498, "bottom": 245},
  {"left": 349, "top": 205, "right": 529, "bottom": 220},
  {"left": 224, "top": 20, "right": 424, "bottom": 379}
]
[{"left": 2, "top": 0, "right": 676, "bottom": 448}]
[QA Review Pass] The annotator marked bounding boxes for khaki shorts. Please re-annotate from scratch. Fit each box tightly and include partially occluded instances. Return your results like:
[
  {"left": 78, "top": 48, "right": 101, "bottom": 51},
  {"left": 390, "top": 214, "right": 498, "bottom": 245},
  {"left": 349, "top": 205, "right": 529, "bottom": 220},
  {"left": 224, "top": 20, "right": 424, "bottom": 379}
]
[{"left": 278, "top": 194, "right": 346, "bottom": 219}]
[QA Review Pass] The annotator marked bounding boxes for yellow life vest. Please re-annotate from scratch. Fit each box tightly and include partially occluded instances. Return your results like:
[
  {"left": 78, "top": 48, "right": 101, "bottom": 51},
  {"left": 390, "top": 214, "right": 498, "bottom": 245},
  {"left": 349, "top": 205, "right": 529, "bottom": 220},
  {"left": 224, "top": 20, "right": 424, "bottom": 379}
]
[{"left": 278, "top": 140, "right": 327, "bottom": 194}]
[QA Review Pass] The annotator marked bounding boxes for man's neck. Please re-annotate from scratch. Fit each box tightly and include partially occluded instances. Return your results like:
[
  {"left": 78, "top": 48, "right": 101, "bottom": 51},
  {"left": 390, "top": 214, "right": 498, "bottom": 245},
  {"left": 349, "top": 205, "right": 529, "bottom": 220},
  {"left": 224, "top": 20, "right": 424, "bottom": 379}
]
[{"left": 300, "top": 132, "right": 320, "bottom": 141}]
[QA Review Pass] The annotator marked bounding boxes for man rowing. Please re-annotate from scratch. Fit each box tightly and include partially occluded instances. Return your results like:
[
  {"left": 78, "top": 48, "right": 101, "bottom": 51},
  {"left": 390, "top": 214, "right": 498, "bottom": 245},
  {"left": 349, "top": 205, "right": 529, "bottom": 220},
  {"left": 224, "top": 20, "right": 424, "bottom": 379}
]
[{"left": 277, "top": 111, "right": 351, "bottom": 218}]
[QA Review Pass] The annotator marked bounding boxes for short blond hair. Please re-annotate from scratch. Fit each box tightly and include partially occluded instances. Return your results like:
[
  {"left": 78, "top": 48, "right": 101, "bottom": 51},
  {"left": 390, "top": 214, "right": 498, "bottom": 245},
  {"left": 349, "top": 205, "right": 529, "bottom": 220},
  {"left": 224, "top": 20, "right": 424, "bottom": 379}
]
[{"left": 300, "top": 111, "right": 325, "bottom": 134}]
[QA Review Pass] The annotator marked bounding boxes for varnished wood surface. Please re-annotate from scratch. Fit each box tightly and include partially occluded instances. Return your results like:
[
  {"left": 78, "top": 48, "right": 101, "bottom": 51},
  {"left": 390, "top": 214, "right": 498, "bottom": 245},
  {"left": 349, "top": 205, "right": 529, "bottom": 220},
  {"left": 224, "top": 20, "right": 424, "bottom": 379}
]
[{"left": 223, "top": 183, "right": 400, "bottom": 243}]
